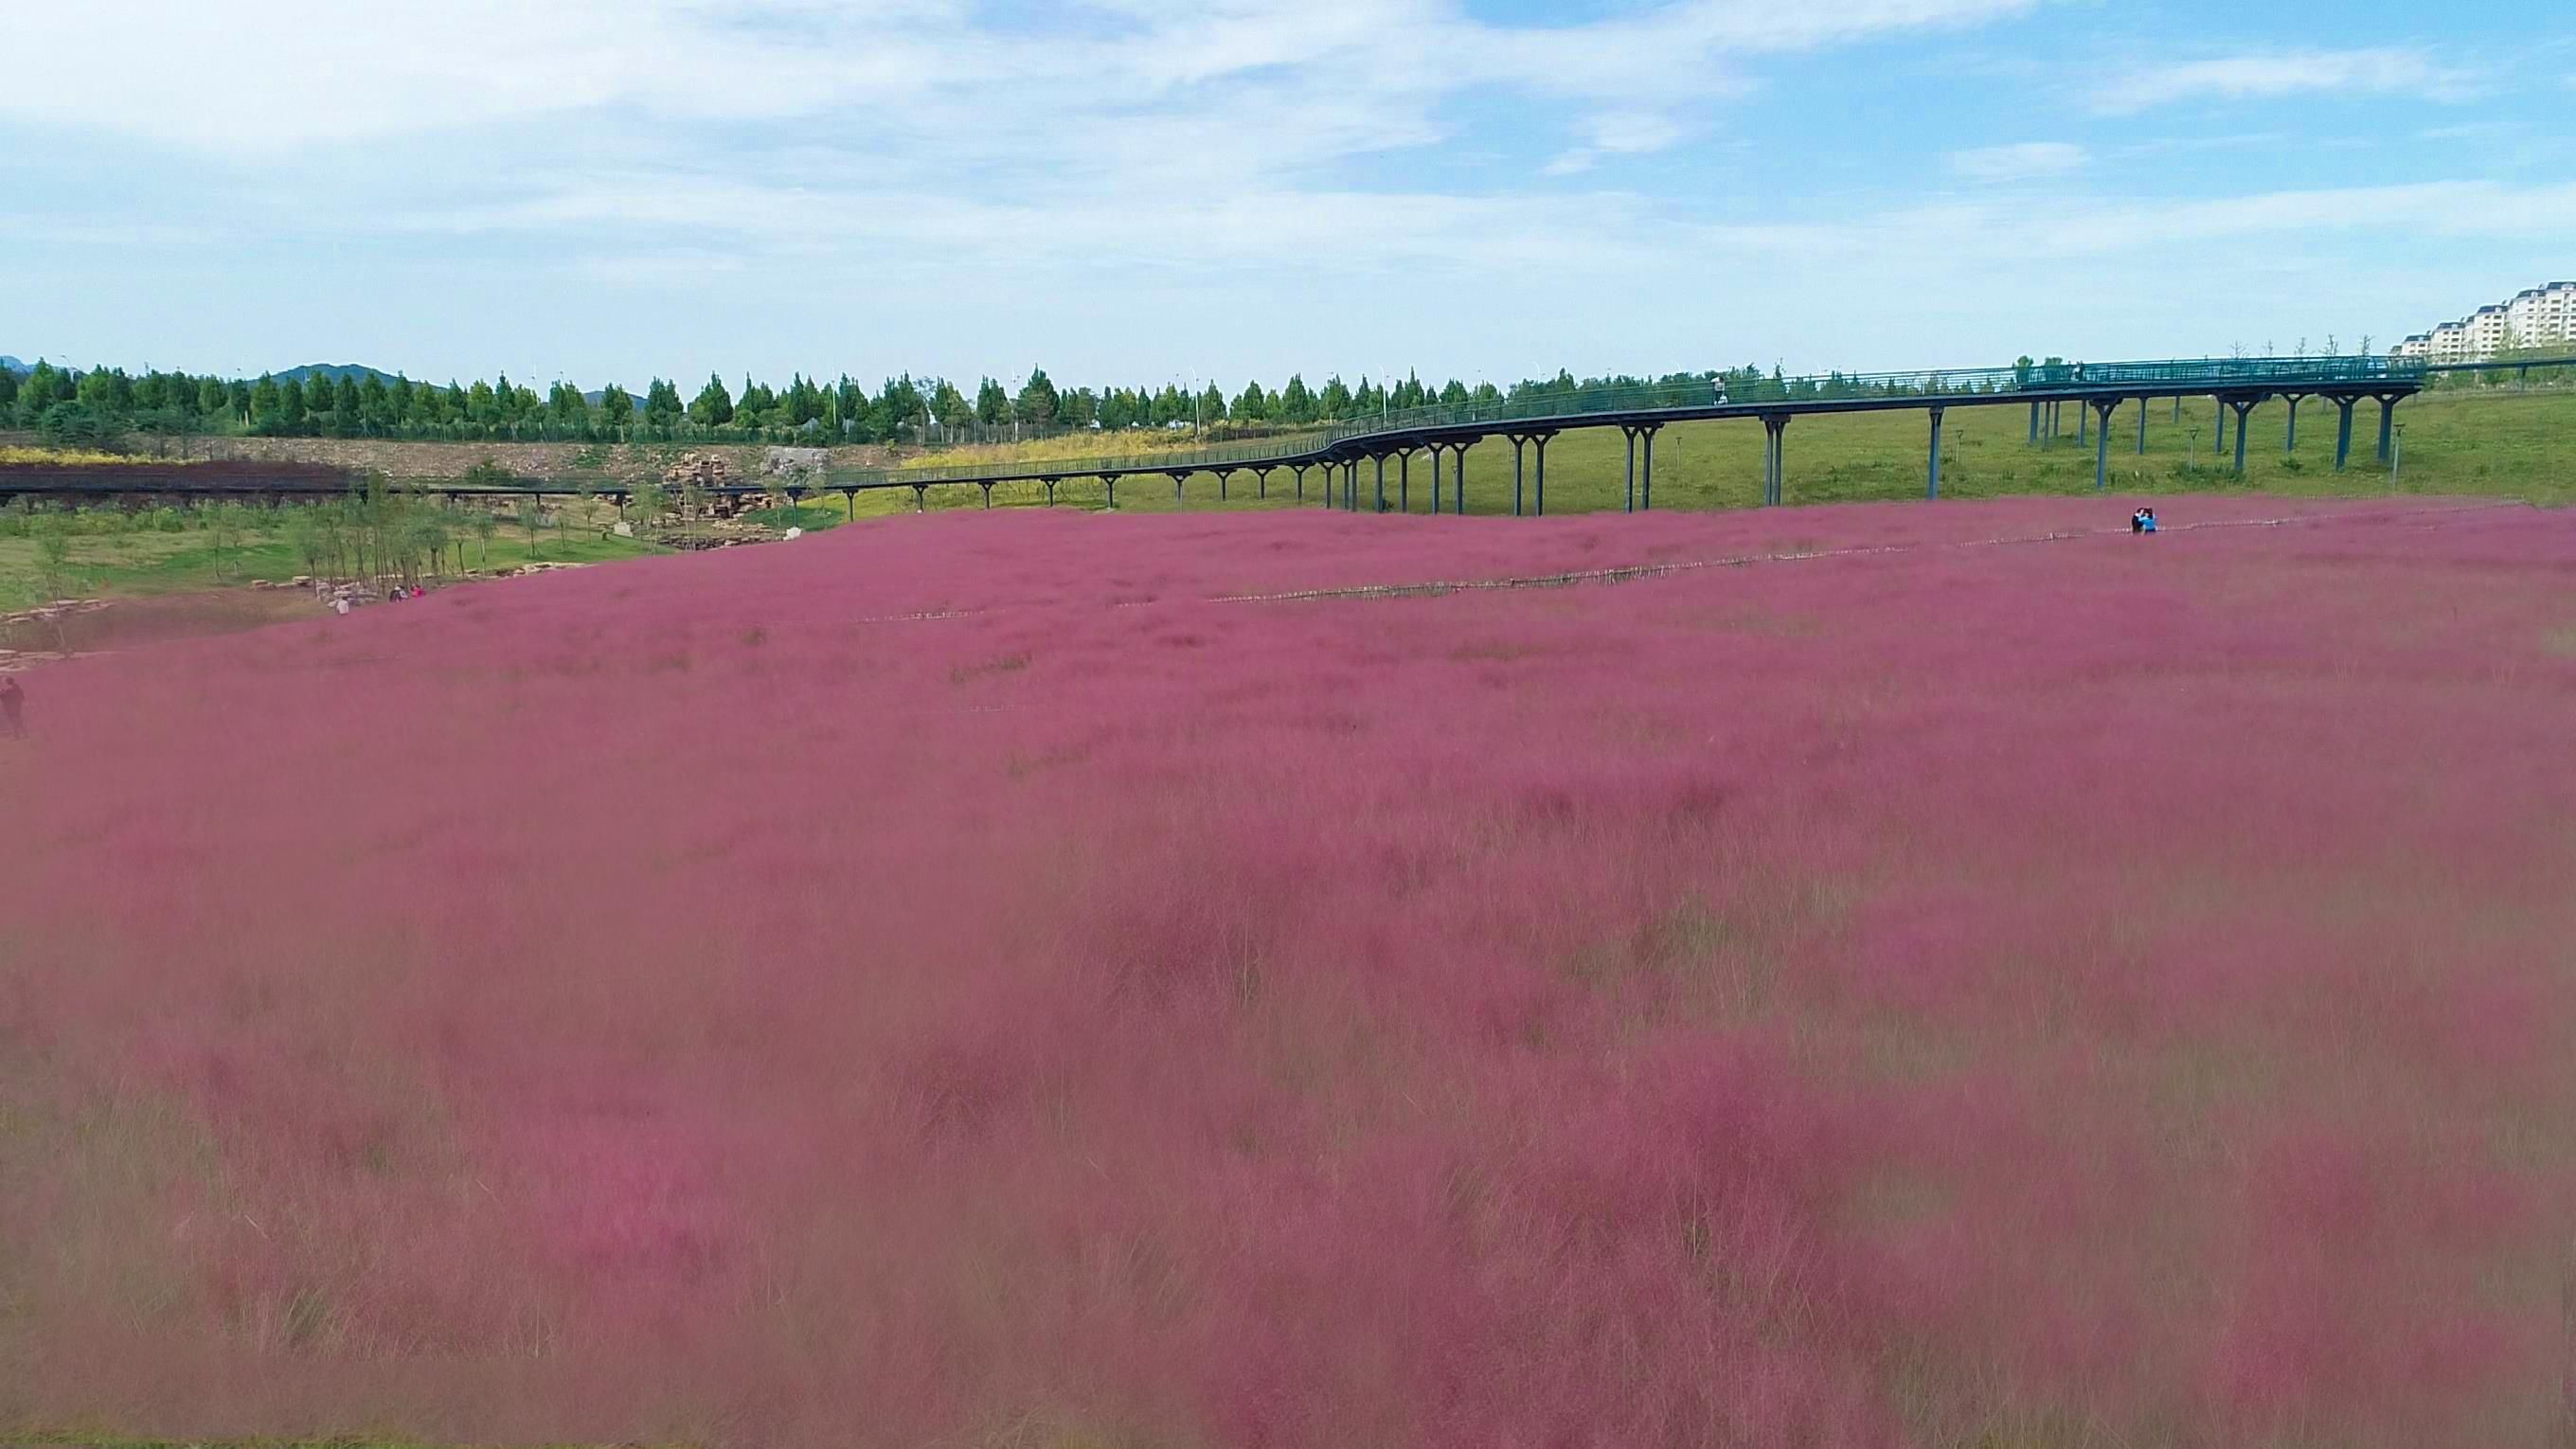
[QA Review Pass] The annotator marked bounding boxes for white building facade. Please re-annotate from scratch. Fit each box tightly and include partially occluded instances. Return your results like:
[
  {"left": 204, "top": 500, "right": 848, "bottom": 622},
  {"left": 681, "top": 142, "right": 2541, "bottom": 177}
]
[{"left": 2399, "top": 280, "right": 2576, "bottom": 361}]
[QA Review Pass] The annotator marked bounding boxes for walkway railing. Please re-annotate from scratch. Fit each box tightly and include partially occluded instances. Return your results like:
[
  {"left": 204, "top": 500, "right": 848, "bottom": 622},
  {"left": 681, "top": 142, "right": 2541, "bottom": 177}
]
[{"left": 832, "top": 353, "right": 2427, "bottom": 488}]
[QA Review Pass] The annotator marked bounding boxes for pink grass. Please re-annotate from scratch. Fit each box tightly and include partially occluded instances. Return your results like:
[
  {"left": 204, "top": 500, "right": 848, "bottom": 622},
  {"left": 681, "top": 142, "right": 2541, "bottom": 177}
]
[{"left": 4, "top": 495, "right": 2573, "bottom": 1446}]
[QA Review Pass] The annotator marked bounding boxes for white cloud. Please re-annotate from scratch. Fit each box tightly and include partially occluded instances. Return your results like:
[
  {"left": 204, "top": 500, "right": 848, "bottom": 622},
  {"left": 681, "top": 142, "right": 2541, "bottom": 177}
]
[
  {"left": 0, "top": 0, "right": 2054, "bottom": 292},
  {"left": 1947, "top": 141, "right": 2087, "bottom": 182},
  {"left": 1673, "top": 181, "right": 2576, "bottom": 265},
  {"left": 2, "top": 0, "right": 2035, "bottom": 160},
  {"left": 2096, "top": 47, "right": 2478, "bottom": 113}
]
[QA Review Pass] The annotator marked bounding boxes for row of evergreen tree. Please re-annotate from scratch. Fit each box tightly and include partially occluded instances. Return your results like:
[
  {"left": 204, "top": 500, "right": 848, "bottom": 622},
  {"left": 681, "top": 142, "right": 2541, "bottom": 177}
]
[{"left": 1, "top": 356, "right": 2047, "bottom": 451}]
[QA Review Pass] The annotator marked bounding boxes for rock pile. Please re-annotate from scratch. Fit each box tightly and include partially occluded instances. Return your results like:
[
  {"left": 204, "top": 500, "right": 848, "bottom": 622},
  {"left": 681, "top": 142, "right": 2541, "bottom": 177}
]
[
  {"left": 662, "top": 452, "right": 744, "bottom": 518},
  {"left": 765, "top": 446, "right": 831, "bottom": 478},
  {"left": 664, "top": 451, "right": 735, "bottom": 491}
]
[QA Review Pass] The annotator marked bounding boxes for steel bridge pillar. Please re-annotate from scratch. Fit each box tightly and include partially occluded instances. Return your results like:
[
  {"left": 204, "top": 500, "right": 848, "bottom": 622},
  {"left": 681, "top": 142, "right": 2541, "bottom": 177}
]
[
  {"left": 1398, "top": 449, "right": 1415, "bottom": 512},
  {"left": 1254, "top": 467, "right": 1270, "bottom": 500},
  {"left": 1172, "top": 472, "right": 1189, "bottom": 507},
  {"left": 1429, "top": 447, "right": 1442, "bottom": 514},
  {"left": 1217, "top": 470, "right": 1229, "bottom": 503},
  {"left": 1762, "top": 414, "right": 1791, "bottom": 506},
  {"left": 841, "top": 488, "right": 856, "bottom": 522},
  {"left": 2077, "top": 402, "right": 2088, "bottom": 448},
  {"left": 2093, "top": 400, "right": 2119, "bottom": 490},
  {"left": 2136, "top": 398, "right": 2148, "bottom": 455},
  {"left": 1374, "top": 455, "right": 1387, "bottom": 514},
  {"left": 1044, "top": 479, "right": 1057, "bottom": 507},
  {"left": 2333, "top": 398, "right": 2355, "bottom": 472},
  {"left": 1926, "top": 407, "right": 1944, "bottom": 499},
  {"left": 1641, "top": 427, "right": 1656, "bottom": 510},
  {"left": 1452, "top": 443, "right": 1471, "bottom": 514},
  {"left": 2173, "top": 394, "right": 2182, "bottom": 423},
  {"left": 1508, "top": 434, "right": 1554, "bottom": 515},
  {"left": 2212, "top": 398, "right": 2226, "bottom": 456},
  {"left": 2283, "top": 396, "right": 2302, "bottom": 453},
  {"left": 980, "top": 482, "right": 993, "bottom": 510},
  {"left": 2376, "top": 394, "right": 2401, "bottom": 463},
  {"left": 2028, "top": 400, "right": 2040, "bottom": 445},
  {"left": 2229, "top": 398, "right": 2256, "bottom": 475},
  {"left": 912, "top": 484, "right": 927, "bottom": 513},
  {"left": 1292, "top": 464, "right": 1306, "bottom": 503}
]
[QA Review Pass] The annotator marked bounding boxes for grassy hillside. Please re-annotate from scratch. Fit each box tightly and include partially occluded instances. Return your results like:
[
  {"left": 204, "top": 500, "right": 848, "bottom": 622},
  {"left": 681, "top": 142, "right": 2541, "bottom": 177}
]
[
  {"left": 841, "top": 387, "right": 2573, "bottom": 518},
  {"left": 0, "top": 501, "right": 656, "bottom": 613}
]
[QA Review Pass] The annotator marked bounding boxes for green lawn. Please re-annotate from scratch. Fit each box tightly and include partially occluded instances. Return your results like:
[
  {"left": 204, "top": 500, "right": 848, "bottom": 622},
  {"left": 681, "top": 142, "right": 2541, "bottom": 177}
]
[
  {"left": 0, "top": 515, "right": 662, "bottom": 613},
  {"left": 2, "top": 388, "right": 2564, "bottom": 608},
  {"left": 834, "top": 385, "right": 2575, "bottom": 518}
]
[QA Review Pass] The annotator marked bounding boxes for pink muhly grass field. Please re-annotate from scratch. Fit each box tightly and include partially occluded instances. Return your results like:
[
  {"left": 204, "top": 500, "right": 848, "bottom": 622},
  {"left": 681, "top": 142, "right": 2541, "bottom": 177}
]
[{"left": 4, "top": 496, "right": 2574, "bottom": 1447}]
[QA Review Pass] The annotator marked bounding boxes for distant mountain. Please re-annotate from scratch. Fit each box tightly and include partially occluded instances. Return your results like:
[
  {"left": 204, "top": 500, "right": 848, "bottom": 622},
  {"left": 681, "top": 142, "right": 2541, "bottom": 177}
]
[
  {"left": 274, "top": 363, "right": 402, "bottom": 386},
  {"left": 0, "top": 356, "right": 28, "bottom": 375}
]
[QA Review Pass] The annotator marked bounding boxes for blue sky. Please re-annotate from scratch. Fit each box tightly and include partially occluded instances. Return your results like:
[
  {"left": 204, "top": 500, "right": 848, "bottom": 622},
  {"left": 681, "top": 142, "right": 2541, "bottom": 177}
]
[{"left": 3, "top": 0, "right": 2570, "bottom": 392}]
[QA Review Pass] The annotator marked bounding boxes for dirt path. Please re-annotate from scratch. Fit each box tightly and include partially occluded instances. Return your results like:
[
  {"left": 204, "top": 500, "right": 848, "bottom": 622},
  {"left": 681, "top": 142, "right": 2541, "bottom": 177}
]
[{"left": 0, "top": 589, "right": 325, "bottom": 667}]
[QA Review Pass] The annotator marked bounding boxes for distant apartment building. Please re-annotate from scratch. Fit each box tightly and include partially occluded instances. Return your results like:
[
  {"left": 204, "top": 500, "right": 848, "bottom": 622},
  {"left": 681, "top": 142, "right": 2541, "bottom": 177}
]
[{"left": 2393, "top": 280, "right": 2576, "bottom": 361}]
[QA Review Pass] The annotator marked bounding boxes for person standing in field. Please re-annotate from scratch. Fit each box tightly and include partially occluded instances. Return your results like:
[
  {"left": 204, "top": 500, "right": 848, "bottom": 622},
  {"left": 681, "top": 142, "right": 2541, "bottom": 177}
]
[{"left": 0, "top": 674, "right": 25, "bottom": 739}]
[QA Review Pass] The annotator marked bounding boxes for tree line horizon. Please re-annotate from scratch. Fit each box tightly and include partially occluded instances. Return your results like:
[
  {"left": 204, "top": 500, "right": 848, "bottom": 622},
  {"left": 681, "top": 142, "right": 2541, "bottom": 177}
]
[
  {"left": 9, "top": 338, "right": 2521, "bottom": 452},
  {"left": 2, "top": 356, "right": 2078, "bottom": 450}
]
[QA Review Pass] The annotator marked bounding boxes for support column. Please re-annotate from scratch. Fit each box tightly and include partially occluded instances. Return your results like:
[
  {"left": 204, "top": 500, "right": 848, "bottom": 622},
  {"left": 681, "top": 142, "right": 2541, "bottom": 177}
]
[
  {"left": 1045, "top": 480, "right": 1057, "bottom": 507},
  {"left": 2173, "top": 394, "right": 2182, "bottom": 423},
  {"left": 1926, "top": 406, "right": 1944, "bottom": 499},
  {"left": 1398, "top": 450, "right": 1412, "bottom": 512},
  {"left": 1172, "top": 473, "right": 1187, "bottom": 508},
  {"left": 1622, "top": 427, "right": 1638, "bottom": 513},
  {"left": 2029, "top": 400, "right": 2040, "bottom": 445},
  {"left": 2136, "top": 398, "right": 2148, "bottom": 455},
  {"left": 1430, "top": 447, "right": 1443, "bottom": 514},
  {"left": 1217, "top": 470, "right": 1228, "bottom": 503},
  {"left": 1104, "top": 474, "right": 1118, "bottom": 509},
  {"left": 2230, "top": 399, "right": 2255, "bottom": 475},
  {"left": 1375, "top": 455, "right": 1387, "bottom": 514},
  {"left": 2376, "top": 394, "right": 2400, "bottom": 463},
  {"left": 2093, "top": 400, "right": 2118, "bottom": 490},
  {"left": 2077, "top": 402, "right": 2088, "bottom": 448},
  {"left": 1534, "top": 436, "right": 1549, "bottom": 516},
  {"left": 2284, "top": 396, "right": 2301, "bottom": 453},
  {"left": 2213, "top": 396, "right": 2227, "bottom": 455},
  {"left": 980, "top": 482, "right": 993, "bottom": 509},
  {"left": 2334, "top": 399, "right": 2355, "bottom": 472},
  {"left": 842, "top": 489, "right": 856, "bottom": 522},
  {"left": 1763, "top": 415, "right": 1791, "bottom": 506},
  {"left": 912, "top": 484, "right": 926, "bottom": 513},
  {"left": 1453, "top": 444, "right": 1470, "bottom": 515},
  {"left": 1255, "top": 468, "right": 1269, "bottom": 501},
  {"left": 1293, "top": 465, "right": 1306, "bottom": 503},
  {"left": 1640, "top": 428, "right": 1656, "bottom": 510}
]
